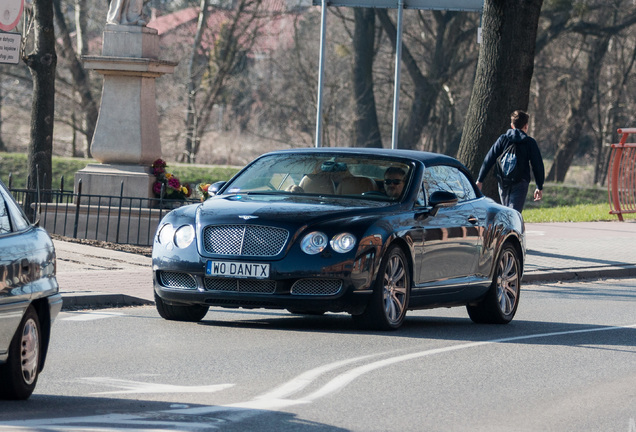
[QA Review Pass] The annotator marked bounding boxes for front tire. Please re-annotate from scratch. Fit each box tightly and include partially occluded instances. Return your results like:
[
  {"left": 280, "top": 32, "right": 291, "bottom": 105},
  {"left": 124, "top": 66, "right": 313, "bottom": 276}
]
[
  {"left": 467, "top": 243, "right": 520, "bottom": 324},
  {"left": 353, "top": 245, "right": 410, "bottom": 330},
  {"left": 0, "top": 306, "right": 41, "bottom": 400},
  {"left": 155, "top": 293, "right": 209, "bottom": 322}
]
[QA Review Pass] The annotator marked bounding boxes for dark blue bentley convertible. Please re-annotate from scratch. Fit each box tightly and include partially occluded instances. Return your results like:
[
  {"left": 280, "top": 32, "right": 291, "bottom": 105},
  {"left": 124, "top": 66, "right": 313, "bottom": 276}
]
[{"left": 153, "top": 148, "right": 525, "bottom": 330}]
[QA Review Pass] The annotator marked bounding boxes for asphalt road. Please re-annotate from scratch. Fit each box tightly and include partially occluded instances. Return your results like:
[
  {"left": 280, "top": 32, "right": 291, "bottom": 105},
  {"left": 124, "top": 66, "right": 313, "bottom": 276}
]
[{"left": 1, "top": 278, "right": 635, "bottom": 432}]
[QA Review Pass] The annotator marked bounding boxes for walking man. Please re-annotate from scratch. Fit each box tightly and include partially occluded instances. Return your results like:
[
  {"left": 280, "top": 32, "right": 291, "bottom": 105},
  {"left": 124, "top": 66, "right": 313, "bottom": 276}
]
[{"left": 476, "top": 110, "right": 545, "bottom": 212}]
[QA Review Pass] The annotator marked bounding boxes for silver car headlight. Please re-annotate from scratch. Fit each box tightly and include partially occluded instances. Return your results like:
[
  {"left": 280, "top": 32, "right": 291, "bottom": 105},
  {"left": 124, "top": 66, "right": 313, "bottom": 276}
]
[
  {"left": 158, "top": 223, "right": 174, "bottom": 245},
  {"left": 174, "top": 225, "right": 195, "bottom": 248},
  {"left": 330, "top": 233, "right": 356, "bottom": 253},
  {"left": 301, "top": 231, "right": 328, "bottom": 255}
]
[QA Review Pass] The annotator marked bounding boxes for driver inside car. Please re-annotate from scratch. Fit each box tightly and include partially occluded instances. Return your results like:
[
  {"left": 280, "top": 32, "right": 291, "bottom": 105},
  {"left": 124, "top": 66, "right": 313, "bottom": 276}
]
[{"left": 383, "top": 167, "right": 406, "bottom": 198}]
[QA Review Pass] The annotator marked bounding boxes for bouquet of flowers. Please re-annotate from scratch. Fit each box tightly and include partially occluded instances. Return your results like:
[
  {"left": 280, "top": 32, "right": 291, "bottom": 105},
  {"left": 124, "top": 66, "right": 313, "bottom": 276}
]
[
  {"left": 198, "top": 183, "right": 212, "bottom": 201},
  {"left": 152, "top": 159, "right": 192, "bottom": 200}
]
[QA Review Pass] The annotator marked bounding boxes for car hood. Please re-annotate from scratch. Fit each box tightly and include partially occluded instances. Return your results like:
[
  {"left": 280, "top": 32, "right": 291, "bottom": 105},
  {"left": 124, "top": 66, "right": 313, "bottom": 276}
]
[{"left": 197, "top": 194, "right": 388, "bottom": 225}]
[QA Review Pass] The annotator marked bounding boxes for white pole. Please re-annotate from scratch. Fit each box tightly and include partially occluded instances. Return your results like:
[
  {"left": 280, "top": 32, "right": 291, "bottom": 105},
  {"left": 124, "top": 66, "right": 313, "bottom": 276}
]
[
  {"left": 390, "top": 0, "right": 404, "bottom": 149},
  {"left": 315, "top": 0, "right": 328, "bottom": 148}
]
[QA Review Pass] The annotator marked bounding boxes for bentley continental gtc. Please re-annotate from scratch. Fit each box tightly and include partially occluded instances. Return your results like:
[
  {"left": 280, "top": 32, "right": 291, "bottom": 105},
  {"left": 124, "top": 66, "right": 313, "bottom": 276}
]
[{"left": 152, "top": 148, "right": 525, "bottom": 330}]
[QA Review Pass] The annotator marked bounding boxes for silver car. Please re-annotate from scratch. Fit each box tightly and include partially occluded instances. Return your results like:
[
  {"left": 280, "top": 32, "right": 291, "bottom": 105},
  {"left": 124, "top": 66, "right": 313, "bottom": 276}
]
[{"left": 0, "top": 179, "right": 62, "bottom": 400}]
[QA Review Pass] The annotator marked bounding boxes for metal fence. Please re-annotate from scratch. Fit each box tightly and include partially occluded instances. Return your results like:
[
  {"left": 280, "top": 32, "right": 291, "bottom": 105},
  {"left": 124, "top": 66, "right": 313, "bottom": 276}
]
[
  {"left": 608, "top": 128, "right": 636, "bottom": 221},
  {"left": 8, "top": 174, "right": 198, "bottom": 246}
]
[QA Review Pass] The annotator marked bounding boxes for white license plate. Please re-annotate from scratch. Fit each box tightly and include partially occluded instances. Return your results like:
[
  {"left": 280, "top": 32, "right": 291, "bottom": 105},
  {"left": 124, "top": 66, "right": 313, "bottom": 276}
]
[{"left": 206, "top": 261, "right": 270, "bottom": 279}]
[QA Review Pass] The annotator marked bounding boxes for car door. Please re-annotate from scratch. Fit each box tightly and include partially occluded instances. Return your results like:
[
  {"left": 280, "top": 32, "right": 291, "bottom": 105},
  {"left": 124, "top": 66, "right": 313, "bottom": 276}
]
[{"left": 414, "top": 165, "right": 481, "bottom": 286}]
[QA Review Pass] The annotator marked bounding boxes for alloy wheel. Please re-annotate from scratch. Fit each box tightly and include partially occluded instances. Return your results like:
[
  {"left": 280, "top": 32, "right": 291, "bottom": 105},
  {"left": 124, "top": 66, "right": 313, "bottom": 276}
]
[
  {"left": 496, "top": 249, "right": 519, "bottom": 316},
  {"left": 20, "top": 318, "right": 40, "bottom": 386},
  {"left": 382, "top": 253, "right": 408, "bottom": 325}
]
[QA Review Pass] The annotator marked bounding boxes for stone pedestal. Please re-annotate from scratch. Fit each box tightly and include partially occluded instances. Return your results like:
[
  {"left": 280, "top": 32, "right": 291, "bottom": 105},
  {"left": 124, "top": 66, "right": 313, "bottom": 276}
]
[
  {"left": 77, "top": 25, "right": 177, "bottom": 206},
  {"left": 75, "top": 163, "right": 154, "bottom": 205}
]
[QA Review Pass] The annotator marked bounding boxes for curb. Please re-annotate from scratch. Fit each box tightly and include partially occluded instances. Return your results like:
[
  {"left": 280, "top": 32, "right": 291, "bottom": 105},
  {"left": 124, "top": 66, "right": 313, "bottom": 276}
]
[
  {"left": 523, "top": 265, "right": 636, "bottom": 283},
  {"left": 61, "top": 293, "right": 154, "bottom": 310}
]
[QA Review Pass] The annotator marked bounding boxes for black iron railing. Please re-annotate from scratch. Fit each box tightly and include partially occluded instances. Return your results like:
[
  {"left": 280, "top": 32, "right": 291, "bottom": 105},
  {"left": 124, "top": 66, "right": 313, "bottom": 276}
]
[{"left": 8, "top": 174, "right": 199, "bottom": 246}]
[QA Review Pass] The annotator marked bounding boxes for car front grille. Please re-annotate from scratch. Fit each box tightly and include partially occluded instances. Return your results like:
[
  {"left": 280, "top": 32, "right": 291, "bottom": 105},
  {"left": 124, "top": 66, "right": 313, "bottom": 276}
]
[
  {"left": 203, "top": 225, "right": 289, "bottom": 257},
  {"left": 159, "top": 271, "right": 197, "bottom": 290},
  {"left": 204, "top": 278, "right": 277, "bottom": 294},
  {"left": 290, "top": 279, "right": 342, "bottom": 296}
]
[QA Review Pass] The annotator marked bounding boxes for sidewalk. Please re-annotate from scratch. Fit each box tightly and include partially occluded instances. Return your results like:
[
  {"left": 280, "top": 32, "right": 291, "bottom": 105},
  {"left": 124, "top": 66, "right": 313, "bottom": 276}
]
[{"left": 53, "top": 221, "right": 636, "bottom": 310}]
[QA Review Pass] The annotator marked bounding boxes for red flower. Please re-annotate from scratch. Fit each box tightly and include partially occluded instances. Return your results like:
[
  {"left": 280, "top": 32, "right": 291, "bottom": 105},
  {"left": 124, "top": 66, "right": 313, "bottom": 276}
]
[{"left": 168, "top": 176, "right": 181, "bottom": 190}]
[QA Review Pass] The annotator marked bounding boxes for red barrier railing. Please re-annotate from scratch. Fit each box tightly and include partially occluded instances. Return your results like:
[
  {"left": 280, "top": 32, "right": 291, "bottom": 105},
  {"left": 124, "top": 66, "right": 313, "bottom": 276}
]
[{"left": 608, "top": 128, "right": 636, "bottom": 221}]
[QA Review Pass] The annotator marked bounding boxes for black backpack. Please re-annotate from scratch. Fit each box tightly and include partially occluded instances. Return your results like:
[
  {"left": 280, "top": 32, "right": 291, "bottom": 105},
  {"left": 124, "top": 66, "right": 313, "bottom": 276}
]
[{"left": 495, "top": 137, "right": 524, "bottom": 187}]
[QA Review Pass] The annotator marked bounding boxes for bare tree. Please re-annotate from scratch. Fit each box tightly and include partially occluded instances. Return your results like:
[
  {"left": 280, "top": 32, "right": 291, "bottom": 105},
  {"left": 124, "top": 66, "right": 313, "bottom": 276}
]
[
  {"left": 378, "top": 10, "right": 478, "bottom": 151},
  {"left": 22, "top": 0, "right": 57, "bottom": 203},
  {"left": 182, "top": 0, "right": 211, "bottom": 162},
  {"left": 594, "top": 38, "right": 636, "bottom": 185},
  {"left": 53, "top": 0, "right": 99, "bottom": 157},
  {"left": 181, "top": 0, "right": 280, "bottom": 162},
  {"left": 545, "top": 1, "right": 636, "bottom": 182},
  {"left": 351, "top": 8, "right": 382, "bottom": 148}
]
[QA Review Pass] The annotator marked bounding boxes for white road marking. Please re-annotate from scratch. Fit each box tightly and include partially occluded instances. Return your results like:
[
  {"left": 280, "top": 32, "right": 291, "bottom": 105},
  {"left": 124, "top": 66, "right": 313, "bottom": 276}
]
[
  {"left": 525, "top": 230, "right": 545, "bottom": 236},
  {"left": 170, "top": 323, "right": 636, "bottom": 415},
  {"left": 3, "top": 323, "right": 635, "bottom": 431},
  {"left": 60, "top": 311, "right": 125, "bottom": 321},
  {"left": 81, "top": 377, "right": 234, "bottom": 395}
]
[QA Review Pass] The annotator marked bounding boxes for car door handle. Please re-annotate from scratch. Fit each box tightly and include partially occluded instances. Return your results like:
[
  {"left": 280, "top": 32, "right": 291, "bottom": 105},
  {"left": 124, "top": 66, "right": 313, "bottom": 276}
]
[{"left": 468, "top": 216, "right": 479, "bottom": 224}]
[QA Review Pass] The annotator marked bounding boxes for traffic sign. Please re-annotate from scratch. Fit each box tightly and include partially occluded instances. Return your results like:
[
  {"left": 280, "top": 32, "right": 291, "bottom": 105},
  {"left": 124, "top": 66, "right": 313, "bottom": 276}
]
[
  {"left": 0, "top": 0, "right": 24, "bottom": 32},
  {"left": 0, "top": 32, "right": 21, "bottom": 64}
]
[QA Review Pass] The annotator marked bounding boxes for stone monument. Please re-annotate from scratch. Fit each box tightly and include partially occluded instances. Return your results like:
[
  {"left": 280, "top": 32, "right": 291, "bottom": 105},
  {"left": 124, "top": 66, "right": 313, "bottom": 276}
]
[{"left": 75, "top": 2, "right": 177, "bottom": 205}]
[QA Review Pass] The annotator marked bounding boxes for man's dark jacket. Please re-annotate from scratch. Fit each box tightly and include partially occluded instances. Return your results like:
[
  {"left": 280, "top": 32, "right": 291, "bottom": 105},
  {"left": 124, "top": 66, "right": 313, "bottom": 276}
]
[{"left": 477, "top": 128, "right": 545, "bottom": 190}]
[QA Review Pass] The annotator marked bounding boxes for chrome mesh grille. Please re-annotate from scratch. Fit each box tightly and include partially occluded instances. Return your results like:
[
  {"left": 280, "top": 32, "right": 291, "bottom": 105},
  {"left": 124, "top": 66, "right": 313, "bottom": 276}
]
[
  {"left": 159, "top": 272, "right": 197, "bottom": 290},
  {"left": 291, "top": 279, "right": 342, "bottom": 296},
  {"left": 203, "top": 225, "right": 289, "bottom": 257},
  {"left": 204, "top": 278, "right": 277, "bottom": 294}
]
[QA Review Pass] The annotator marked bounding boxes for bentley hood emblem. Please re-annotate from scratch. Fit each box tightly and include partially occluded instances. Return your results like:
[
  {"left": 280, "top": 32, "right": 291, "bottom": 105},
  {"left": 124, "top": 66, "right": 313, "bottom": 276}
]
[{"left": 238, "top": 215, "right": 258, "bottom": 220}]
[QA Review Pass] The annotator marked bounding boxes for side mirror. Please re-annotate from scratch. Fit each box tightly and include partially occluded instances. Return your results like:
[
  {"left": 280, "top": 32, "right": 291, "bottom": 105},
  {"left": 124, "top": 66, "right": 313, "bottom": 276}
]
[
  {"left": 208, "top": 181, "right": 226, "bottom": 197},
  {"left": 427, "top": 191, "right": 458, "bottom": 216}
]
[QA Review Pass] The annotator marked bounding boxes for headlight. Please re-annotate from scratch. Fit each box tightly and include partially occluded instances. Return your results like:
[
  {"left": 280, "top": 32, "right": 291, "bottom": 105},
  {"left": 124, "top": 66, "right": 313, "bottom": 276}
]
[
  {"left": 301, "top": 231, "right": 328, "bottom": 255},
  {"left": 174, "top": 225, "right": 195, "bottom": 248},
  {"left": 330, "top": 233, "right": 356, "bottom": 253},
  {"left": 158, "top": 223, "right": 174, "bottom": 245}
]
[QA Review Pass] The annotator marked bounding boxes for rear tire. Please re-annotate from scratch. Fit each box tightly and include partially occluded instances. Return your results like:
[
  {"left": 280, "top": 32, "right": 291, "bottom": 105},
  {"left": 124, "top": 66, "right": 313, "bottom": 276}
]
[
  {"left": 0, "top": 306, "right": 41, "bottom": 400},
  {"left": 155, "top": 293, "right": 209, "bottom": 322},
  {"left": 467, "top": 243, "right": 520, "bottom": 324},
  {"left": 353, "top": 245, "right": 410, "bottom": 330}
]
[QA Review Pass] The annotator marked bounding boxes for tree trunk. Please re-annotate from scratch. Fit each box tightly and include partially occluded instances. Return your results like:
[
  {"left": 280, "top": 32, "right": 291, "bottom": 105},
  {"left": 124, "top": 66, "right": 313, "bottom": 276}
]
[
  {"left": 0, "top": 84, "right": 5, "bottom": 152},
  {"left": 456, "top": 0, "right": 543, "bottom": 198},
  {"left": 546, "top": 36, "right": 610, "bottom": 182},
  {"left": 75, "top": 0, "right": 88, "bottom": 57},
  {"left": 352, "top": 8, "right": 382, "bottom": 148},
  {"left": 53, "top": 0, "right": 97, "bottom": 157},
  {"left": 24, "top": 0, "right": 56, "bottom": 217}
]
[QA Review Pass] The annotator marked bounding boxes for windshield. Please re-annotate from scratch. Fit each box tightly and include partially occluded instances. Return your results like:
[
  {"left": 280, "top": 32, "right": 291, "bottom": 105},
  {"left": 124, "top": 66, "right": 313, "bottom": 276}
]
[{"left": 224, "top": 153, "right": 413, "bottom": 201}]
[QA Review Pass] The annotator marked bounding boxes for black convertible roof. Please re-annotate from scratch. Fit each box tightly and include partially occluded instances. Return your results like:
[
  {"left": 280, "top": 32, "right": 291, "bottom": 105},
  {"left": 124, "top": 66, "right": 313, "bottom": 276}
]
[{"left": 267, "top": 147, "right": 468, "bottom": 171}]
